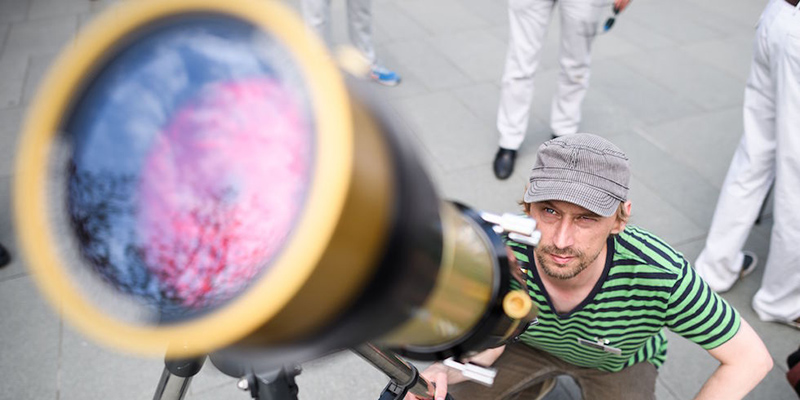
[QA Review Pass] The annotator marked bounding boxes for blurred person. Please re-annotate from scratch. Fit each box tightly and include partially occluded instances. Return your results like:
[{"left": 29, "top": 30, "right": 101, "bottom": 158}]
[
  {"left": 493, "top": 0, "right": 631, "bottom": 180},
  {"left": 693, "top": 0, "right": 800, "bottom": 330},
  {"left": 410, "top": 134, "right": 772, "bottom": 400},
  {"left": 300, "top": 0, "right": 401, "bottom": 86}
]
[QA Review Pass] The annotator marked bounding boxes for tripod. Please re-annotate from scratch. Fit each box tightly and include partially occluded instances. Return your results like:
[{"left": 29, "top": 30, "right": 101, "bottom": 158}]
[{"left": 152, "top": 343, "right": 450, "bottom": 400}]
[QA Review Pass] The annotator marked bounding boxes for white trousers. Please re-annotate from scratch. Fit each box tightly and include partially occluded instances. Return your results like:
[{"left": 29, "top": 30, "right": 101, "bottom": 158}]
[
  {"left": 300, "top": 0, "right": 376, "bottom": 65},
  {"left": 695, "top": 0, "right": 800, "bottom": 323},
  {"left": 497, "top": 0, "right": 609, "bottom": 149}
]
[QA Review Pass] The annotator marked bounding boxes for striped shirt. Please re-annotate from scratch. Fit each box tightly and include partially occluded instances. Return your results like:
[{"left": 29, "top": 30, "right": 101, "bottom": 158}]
[{"left": 508, "top": 225, "right": 740, "bottom": 372}]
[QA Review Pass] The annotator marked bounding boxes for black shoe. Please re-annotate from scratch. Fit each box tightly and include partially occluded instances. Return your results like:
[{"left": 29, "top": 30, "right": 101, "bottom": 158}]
[
  {"left": 493, "top": 148, "right": 517, "bottom": 180},
  {"left": 0, "top": 243, "right": 10, "bottom": 268}
]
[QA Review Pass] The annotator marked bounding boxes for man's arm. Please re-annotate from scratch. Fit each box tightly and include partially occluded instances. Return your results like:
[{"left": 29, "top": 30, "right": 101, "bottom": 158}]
[
  {"left": 694, "top": 318, "right": 773, "bottom": 399},
  {"left": 405, "top": 346, "right": 506, "bottom": 400}
]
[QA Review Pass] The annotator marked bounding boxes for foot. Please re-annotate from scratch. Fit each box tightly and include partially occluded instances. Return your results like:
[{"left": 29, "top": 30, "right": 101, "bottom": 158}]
[
  {"left": 0, "top": 243, "right": 10, "bottom": 268},
  {"left": 370, "top": 65, "right": 401, "bottom": 86},
  {"left": 493, "top": 148, "right": 517, "bottom": 180},
  {"left": 739, "top": 250, "right": 758, "bottom": 279}
]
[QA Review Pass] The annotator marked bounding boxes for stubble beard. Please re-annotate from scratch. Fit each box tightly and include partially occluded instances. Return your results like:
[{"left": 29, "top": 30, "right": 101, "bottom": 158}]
[{"left": 535, "top": 244, "right": 601, "bottom": 280}]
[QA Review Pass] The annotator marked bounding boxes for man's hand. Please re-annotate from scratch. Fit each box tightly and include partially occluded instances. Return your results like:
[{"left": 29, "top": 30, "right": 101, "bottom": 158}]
[
  {"left": 404, "top": 346, "right": 506, "bottom": 400},
  {"left": 614, "top": 0, "right": 631, "bottom": 12},
  {"left": 402, "top": 362, "right": 462, "bottom": 400}
]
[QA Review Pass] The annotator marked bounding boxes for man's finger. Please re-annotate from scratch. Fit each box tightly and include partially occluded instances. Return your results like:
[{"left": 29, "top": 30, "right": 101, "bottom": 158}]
[{"left": 434, "top": 372, "right": 449, "bottom": 400}]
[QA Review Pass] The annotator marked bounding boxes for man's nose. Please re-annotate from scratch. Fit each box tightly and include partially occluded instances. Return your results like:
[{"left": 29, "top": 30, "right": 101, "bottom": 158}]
[{"left": 552, "top": 220, "right": 575, "bottom": 249}]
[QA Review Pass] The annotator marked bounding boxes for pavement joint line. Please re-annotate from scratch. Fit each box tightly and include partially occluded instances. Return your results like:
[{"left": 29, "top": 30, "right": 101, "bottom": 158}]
[{"left": 0, "top": 271, "right": 28, "bottom": 283}]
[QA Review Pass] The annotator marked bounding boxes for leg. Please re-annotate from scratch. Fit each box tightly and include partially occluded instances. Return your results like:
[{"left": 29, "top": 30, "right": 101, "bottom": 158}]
[
  {"left": 346, "top": 0, "right": 376, "bottom": 65},
  {"left": 550, "top": 0, "right": 608, "bottom": 136},
  {"left": 300, "top": 0, "right": 332, "bottom": 46},
  {"left": 572, "top": 361, "right": 657, "bottom": 400},
  {"left": 694, "top": 11, "right": 777, "bottom": 292},
  {"left": 752, "top": 5, "right": 800, "bottom": 323},
  {"left": 497, "top": 0, "right": 556, "bottom": 150},
  {"left": 448, "top": 344, "right": 562, "bottom": 400}
]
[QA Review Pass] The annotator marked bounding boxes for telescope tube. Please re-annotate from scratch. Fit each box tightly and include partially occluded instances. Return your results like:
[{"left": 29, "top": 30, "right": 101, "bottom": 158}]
[{"left": 14, "top": 0, "right": 536, "bottom": 364}]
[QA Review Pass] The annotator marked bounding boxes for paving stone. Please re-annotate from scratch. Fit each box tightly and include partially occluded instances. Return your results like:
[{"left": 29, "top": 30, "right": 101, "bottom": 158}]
[
  {"left": 682, "top": 33, "right": 755, "bottom": 83},
  {"left": 609, "top": 18, "right": 677, "bottom": 51},
  {"left": 623, "top": 131, "right": 722, "bottom": 229},
  {"left": 381, "top": 39, "right": 472, "bottom": 91},
  {"left": 0, "top": 276, "right": 60, "bottom": 400},
  {"left": 456, "top": 0, "right": 510, "bottom": 26},
  {"left": 373, "top": 1, "right": 430, "bottom": 42},
  {"left": 589, "top": 59, "right": 703, "bottom": 125},
  {"left": 430, "top": 29, "right": 507, "bottom": 83},
  {"left": 395, "top": 0, "right": 489, "bottom": 36},
  {"left": 2, "top": 15, "right": 77, "bottom": 59},
  {"left": 0, "top": 22, "right": 9, "bottom": 53},
  {"left": 0, "top": 55, "right": 26, "bottom": 107},
  {"left": 0, "top": 0, "right": 28, "bottom": 24},
  {"left": 21, "top": 52, "right": 54, "bottom": 105},
  {"left": 451, "top": 82, "right": 501, "bottom": 126},
  {"left": 617, "top": 47, "right": 745, "bottom": 111},
  {"left": 27, "top": 0, "right": 90, "bottom": 21},
  {"left": 638, "top": 107, "right": 744, "bottom": 189},
  {"left": 392, "top": 91, "right": 496, "bottom": 172},
  {"left": 59, "top": 324, "right": 163, "bottom": 400},
  {"left": 627, "top": 175, "right": 706, "bottom": 246},
  {"left": 0, "top": 106, "right": 23, "bottom": 176},
  {"left": 622, "top": 0, "right": 727, "bottom": 44}
]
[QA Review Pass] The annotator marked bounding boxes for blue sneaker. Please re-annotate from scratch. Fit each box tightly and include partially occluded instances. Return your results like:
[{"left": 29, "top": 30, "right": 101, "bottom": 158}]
[{"left": 370, "top": 65, "right": 401, "bottom": 86}]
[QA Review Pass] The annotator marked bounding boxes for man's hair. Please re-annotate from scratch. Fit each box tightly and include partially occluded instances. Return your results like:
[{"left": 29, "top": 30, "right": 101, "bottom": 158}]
[{"left": 519, "top": 199, "right": 630, "bottom": 225}]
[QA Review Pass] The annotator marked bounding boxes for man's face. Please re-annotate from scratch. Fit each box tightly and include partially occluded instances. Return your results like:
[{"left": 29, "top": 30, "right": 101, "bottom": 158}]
[{"left": 529, "top": 200, "right": 626, "bottom": 280}]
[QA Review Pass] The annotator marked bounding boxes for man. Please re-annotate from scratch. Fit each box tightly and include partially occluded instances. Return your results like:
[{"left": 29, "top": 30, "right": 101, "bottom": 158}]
[
  {"left": 693, "top": 0, "right": 800, "bottom": 329},
  {"left": 301, "top": 0, "right": 401, "bottom": 86},
  {"left": 493, "top": 0, "right": 631, "bottom": 180},
  {"left": 412, "top": 134, "right": 772, "bottom": 399}
]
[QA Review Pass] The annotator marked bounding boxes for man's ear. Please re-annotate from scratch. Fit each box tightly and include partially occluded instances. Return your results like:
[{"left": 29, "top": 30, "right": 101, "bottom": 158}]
[{"left": 610, "top": 200, "right": 632, "bottom": 234}]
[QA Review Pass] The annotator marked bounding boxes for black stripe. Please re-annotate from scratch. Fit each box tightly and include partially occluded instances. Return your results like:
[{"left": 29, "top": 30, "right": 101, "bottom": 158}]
[
  {"left": 530, "top": 323, "right": 661, "bottom": 339},
  {"left": 612, "top": 258, "right": 649, "bottom": 267},
  {"left": 666, "top": 265, "right": 697, "bottom": 312},
  {"left": 676, "top": 288, "right": 719, "bottom": 336},
  {"left": 628, "top": 227, "right": 685, "bottom": 267},
  {"left": 594, "top": 294, "right": 670, "bottom": 304},
  {"left": 693, "top": 302, "right": 736, "bottom": 346},
  {"left": 537, "top": 316, "right": 664, "bottom": 331},
  {"left": 606, "top": 272, "right": 679, "bottom": 280},
  {"left": 615, "top": 234, "right": 672, "bottom": 272},
  {"left": 539, "top": 312, "right": 665, "bottom": 324},
  {"left": 671, "top": 284, "right": 714, "bottom": 331},
  {"left": 598, "top": 284, "right": 674, "bottom": 293}
]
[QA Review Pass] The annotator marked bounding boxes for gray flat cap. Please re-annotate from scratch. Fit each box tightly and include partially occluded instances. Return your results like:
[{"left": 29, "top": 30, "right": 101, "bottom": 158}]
[{"left": 523, "top": 133, "right": 630, "bottom": 217}]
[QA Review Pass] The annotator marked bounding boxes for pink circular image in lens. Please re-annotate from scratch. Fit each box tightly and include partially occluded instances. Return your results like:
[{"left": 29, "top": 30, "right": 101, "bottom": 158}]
[{"left": 137, "top": 77, "right": 312, "bottom": 312}]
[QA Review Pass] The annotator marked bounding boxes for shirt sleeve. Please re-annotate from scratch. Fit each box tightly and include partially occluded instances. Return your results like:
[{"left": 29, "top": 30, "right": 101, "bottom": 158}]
[{"left": 665, "top": 259, "right": 741, "bottom": 350}]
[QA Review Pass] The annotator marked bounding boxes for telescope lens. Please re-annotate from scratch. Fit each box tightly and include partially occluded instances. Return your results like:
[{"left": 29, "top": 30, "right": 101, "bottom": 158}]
[{"left": 61, "top": 14, "right": 314, "bottom": 322}]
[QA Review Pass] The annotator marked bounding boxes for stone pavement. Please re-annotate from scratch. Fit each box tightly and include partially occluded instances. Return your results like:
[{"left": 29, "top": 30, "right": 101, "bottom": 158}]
[{"left": 0, "top": 0, "right": 797, "bottom": 399}]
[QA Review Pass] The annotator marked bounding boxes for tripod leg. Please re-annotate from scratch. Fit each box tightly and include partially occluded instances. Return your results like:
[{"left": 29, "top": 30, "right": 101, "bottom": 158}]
[
  {"left": 239, "top": 365, "right": 302, "bottom": 400},
  {"left": 153, "top": 356, "right": 207, "bottom": 400}
]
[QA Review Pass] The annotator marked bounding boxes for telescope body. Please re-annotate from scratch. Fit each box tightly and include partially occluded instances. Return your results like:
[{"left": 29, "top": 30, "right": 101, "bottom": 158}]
[{"left": 15, "top": 0, "right": 536, "bottom": 365}]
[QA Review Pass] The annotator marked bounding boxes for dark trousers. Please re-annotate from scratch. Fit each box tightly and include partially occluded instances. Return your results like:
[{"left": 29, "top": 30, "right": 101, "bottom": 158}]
[{"left": 448, "top": 344, "right": 657, "bottom": 400}]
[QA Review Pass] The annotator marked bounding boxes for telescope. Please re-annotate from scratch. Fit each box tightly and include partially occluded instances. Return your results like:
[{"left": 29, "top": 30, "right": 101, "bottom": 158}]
[{"left": 14, "top": 1, "right": 539, "bottom": 398}]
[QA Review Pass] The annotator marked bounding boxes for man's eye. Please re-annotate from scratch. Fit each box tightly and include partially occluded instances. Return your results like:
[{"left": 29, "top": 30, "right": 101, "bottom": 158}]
[
  {"left": 578, "top": 216, "right": 597, "bottom": 222},
  {"left": 544, "top": 208, "right": 556, "bottom": 215}
]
